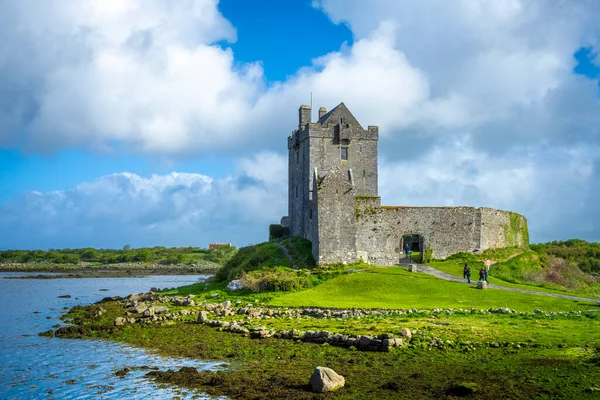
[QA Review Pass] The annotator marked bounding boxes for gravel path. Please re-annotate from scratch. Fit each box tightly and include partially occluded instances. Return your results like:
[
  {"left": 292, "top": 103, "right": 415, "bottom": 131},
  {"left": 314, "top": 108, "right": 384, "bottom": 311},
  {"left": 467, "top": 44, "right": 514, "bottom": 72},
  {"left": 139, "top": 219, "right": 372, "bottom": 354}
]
[{"left": 412, "top": 263, "right": 600, "bottom": 304}]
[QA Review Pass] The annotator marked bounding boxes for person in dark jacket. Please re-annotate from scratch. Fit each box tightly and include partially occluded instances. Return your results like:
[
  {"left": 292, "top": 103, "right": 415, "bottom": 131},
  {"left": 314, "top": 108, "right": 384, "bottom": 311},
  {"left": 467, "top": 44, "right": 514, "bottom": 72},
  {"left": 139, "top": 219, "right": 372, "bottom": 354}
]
[
  {"left": 479, "top": 268, "right": 485, "bottom": 281},
  {"left": 463, "top": 264, "right": 471, "bottom": 283}
]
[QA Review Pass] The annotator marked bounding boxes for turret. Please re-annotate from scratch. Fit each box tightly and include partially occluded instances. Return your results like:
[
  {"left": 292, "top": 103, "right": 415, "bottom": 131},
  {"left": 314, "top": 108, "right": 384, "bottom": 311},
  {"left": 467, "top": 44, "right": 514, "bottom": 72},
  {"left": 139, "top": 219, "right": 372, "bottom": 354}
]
[
  {"left": 318, "top": 107, "right": 327, "bottom": 119},
  {"left": 299, "top": 105, "right": 311, "bottom": 129}
]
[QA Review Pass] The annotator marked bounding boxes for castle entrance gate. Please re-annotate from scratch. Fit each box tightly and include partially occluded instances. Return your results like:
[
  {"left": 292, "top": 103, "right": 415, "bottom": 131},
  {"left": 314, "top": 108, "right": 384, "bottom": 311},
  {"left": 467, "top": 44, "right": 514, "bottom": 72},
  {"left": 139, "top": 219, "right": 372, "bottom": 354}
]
[{"left": 401, "top": 234, "right": 425, "bottom": 264}]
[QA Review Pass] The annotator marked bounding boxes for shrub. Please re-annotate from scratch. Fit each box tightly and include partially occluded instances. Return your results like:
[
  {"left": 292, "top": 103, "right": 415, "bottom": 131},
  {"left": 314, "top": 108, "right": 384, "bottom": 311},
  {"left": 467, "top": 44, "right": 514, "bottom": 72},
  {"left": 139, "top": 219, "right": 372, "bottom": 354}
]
[
  {"left": 269, "top": 224, "right": 287, "bottom": 240},
  {"left": 240, "top": 268, "right": 312, "bottom": 292},
  {"left": 215, "top": 242, "right": 292, "bottom": 282}
]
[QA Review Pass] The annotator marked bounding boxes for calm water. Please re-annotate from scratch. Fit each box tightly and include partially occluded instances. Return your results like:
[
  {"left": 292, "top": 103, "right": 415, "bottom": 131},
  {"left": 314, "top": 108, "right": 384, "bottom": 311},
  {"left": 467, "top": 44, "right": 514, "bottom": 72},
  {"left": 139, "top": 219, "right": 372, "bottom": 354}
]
[{"left": 0, "top": 272, "right": 221, "bottom": 399}]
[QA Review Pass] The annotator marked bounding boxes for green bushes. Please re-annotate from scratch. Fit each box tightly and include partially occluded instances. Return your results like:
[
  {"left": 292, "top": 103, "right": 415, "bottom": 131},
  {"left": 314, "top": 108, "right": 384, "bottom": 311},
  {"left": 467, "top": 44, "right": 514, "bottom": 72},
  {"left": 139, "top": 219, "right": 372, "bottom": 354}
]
[
  {"left": 240, "top": 267, "right": 312, "bottom": 292},
  {"left": 269, "top": 224, "right": 287, "bottom": 240},
  {"left": 0, "top": 245, "right": 236, "bottom": 266},
  {"left": 216, "top": 242, "right": 292, "bottom": 282}
]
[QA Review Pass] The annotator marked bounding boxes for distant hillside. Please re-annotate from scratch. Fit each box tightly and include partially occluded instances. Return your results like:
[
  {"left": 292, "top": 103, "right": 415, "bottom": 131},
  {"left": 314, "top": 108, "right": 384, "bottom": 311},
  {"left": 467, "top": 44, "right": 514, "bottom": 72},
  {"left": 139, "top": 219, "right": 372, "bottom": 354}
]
[{"left": 0, "top": 245, "right": 236, "bottom": 266}]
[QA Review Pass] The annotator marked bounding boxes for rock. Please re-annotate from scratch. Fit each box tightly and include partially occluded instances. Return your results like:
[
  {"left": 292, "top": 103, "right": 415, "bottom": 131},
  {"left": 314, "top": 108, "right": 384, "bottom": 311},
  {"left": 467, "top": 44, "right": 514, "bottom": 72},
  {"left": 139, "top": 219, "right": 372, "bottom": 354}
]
[
  {"left": 221, "top": 300, "right": 232, "bottom": 309},
  {"left": 142, "top": 307, "right": 155, "bottom": 317},
  {"left": 154, "top": 306, "right": 169, "bottom": 314},
  {"left": 409, "top": 264, "right": 418, "bottom": 272},
  {"left": 114, "top": 317, "right": 127, "bottom": 326},
  {"left": 57, "top": 295, "right": 71, "bottom": 299},
  {"left": 309, "top": 366, "right": 345, "bottom": 393},
  {"left": 150, "top": 287, "right": 159, "bottom": 292},
  {"left": 227, "top": 280, "right": 245, "bottom": 291},
  {"left": 477, "top": 281, "right": 488, "bottom": 289},
  {"left": 127, "top": 294, "right": 140, "bottom": 301},
  {"left": 132, "top": 304, "right": 148, "bottom": 314},
  {"left": 197, "top": 311, "right": 208, "bottom": 323},
  {"left": 359, "top": 335, "right": 372, "bottom": 347},
  {"left": 183, "top": 298, "right": 195, "bottom": 306},
  {"left": 180, "top": 309, "right": 190, "bottom": 316},
  {"left": 400, "top": 328, "right": 412, "bottom": 339},
  {"left": 172, "top": 297, "right": 187, "bottom": 306}
]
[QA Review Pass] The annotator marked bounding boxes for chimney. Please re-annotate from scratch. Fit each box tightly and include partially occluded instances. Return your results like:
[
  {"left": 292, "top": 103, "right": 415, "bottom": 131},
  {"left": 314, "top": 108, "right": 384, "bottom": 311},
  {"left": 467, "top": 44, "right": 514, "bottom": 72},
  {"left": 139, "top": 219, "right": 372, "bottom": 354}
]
[
  {"left": 318, "top": 107, "right": 327, "bottom": 120},
  {"left": 299, "top": 105, "right": 311, "bottom": 128}
]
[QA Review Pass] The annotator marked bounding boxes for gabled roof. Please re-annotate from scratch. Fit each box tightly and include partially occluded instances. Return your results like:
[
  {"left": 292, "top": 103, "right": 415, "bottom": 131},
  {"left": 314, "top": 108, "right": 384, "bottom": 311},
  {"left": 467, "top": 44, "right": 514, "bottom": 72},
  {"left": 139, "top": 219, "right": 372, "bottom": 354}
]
[{"left": 317, "top": 102, "right": 363, "bottom": 129}]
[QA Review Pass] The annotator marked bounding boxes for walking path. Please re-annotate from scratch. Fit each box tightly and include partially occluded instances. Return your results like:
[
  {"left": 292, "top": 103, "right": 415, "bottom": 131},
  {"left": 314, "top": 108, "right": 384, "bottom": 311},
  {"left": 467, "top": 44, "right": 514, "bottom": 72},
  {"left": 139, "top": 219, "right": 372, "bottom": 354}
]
[{"left": 409, "top": 263, "right": 600, "bottom": 304}]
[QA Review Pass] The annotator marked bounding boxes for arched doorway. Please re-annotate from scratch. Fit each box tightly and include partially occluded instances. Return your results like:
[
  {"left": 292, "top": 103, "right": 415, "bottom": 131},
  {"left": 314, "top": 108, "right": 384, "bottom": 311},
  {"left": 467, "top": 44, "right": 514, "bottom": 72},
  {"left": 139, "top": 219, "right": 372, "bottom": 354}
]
[{"left": 400, "top": 234, "right": 425, "bottom": 263}]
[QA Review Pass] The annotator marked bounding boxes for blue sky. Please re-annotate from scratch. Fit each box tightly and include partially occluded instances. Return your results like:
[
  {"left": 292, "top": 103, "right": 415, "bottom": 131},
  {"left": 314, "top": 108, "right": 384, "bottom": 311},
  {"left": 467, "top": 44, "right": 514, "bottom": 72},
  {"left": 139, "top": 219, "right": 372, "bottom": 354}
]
[{"left": 1, "top": 0, "right": 600, "bottom": 250}]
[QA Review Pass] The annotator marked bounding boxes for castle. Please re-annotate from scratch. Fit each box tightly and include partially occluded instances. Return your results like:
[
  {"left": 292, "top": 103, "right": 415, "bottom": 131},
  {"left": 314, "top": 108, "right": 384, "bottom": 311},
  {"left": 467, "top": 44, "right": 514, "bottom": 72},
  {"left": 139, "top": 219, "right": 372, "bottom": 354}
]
[{"left": 279, "top": 103, "right": 529, "bottom": 265}]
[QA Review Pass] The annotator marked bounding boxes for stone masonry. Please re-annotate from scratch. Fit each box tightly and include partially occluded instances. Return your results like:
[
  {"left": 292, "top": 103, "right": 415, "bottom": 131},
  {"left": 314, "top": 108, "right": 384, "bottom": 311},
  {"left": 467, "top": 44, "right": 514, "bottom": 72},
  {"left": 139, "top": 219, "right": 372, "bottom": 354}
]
[{"left": 282, "top": 103, "right": 528, "bottom": 265}]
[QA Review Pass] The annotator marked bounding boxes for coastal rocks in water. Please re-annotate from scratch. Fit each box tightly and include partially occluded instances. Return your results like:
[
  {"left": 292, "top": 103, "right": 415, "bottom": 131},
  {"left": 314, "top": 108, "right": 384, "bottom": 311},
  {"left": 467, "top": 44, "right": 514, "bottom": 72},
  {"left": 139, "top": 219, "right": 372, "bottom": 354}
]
[
  {"left": 115, "top": 367, "right": 130, "bottom": 377},
  {"left": 57, "top": 295, "right": 71, "bottom": 298},
  {"left": 114, "top": 317, "right": 127, "bottom": 326},
  {"left": 309, "top": 366, "right": 345, "bottom": 393},
  {"left": 227, "top": 279, "right": 245, "bottom": 291},
  {"left": 128, "top": 293, "right": 141, "bottom": 302}
]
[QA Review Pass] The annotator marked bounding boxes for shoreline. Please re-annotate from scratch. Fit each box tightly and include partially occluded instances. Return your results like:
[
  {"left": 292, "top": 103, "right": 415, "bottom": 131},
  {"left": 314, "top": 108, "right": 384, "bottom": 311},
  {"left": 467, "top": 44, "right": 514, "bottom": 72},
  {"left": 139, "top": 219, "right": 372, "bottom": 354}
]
[
  {"left": 0, "top": 262, "right": 219, "bottom": 278},
  {"left": 3, "top": 270, "right": 216, "bottom": 279}
]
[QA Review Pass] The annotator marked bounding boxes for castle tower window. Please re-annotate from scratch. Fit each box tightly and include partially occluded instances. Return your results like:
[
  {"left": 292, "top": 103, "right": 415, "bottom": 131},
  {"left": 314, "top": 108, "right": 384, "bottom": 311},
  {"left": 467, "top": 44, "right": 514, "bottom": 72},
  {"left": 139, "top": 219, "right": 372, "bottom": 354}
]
[{"left": 341, "top": 147, "right": 348, "bottom": 160}]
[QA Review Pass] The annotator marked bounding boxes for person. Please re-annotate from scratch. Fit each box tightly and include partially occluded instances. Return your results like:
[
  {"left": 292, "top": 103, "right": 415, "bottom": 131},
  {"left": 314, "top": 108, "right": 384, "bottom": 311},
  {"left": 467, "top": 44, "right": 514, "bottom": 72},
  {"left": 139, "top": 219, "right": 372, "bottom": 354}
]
[
  {"left": 479, "top": 268, "right": 485, "bottom": 281},
  {"left": 404, "top": 243, "right": 411, "bottom": 261},
  {"left": 463, "top": 263, "right": 471, "bottom": 284},
  {"left": 484, "top": 260, "right": 491, "bottom": 282}
]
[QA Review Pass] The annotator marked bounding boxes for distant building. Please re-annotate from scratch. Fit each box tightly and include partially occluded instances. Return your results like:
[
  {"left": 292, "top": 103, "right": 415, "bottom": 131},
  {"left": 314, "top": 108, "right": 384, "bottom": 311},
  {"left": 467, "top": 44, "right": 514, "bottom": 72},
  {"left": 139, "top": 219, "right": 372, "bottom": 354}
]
[
  {"left": 281, "top": 103, "right": 529, "bottom": 265},
  {"left": 209, "top": 243, "right": 232, "bottom": 250}
]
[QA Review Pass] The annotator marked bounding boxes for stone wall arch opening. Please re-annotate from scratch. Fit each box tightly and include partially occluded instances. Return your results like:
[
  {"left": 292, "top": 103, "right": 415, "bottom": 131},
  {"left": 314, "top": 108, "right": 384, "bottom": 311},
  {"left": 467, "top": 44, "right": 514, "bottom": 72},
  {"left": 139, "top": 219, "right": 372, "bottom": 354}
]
[{"left": 401, "top": 234, "right": 425, "bottom": 264}]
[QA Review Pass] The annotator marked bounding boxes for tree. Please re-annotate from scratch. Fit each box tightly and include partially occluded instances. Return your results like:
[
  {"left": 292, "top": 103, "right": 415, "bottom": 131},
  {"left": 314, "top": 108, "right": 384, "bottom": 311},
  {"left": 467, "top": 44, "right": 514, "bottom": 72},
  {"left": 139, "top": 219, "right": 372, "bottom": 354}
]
[{"left": 123, "top": 244, "right": 132, "bottom": 251}]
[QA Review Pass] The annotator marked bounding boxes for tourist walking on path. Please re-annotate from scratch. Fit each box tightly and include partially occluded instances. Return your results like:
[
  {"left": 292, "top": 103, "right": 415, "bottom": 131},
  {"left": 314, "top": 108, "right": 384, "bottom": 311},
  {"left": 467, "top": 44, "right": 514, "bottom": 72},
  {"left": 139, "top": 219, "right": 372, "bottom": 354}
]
[
  {"left": 479, "top": 268, "right": 485, "bottom": 281},
  {"left": 463, "top": 264, "right": 471, "bottom": 283},
  {"left": 484, "top": 260, "right": 491, "bottom": 282},
  {"left": 404, "top": 243, "right": 411, "bottom": 262}
]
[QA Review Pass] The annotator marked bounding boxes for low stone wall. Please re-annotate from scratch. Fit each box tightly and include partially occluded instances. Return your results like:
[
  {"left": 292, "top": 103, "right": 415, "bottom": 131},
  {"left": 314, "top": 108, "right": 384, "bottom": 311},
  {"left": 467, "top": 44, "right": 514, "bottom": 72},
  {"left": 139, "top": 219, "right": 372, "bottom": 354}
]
[{"left": 58, "top": 293, "right": 595, "bottom": 354}]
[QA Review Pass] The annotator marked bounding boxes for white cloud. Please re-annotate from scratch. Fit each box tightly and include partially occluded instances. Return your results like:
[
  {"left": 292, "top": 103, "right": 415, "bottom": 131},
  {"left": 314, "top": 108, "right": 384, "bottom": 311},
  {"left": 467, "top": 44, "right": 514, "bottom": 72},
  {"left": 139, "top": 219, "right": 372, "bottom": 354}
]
[
  {"left": 0, "top": 152, "right": 287, "bottom": 249},
  {"left": 2, "top": 0, "right": 600, "bottom": 244}
]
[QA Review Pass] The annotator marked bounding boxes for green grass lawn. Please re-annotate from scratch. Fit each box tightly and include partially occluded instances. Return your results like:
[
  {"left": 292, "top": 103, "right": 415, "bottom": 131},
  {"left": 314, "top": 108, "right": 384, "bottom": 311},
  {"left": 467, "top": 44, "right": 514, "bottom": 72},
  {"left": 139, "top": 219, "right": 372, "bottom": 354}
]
[{"left": 268, "top": 267, "right": 599, "bottom": 312}]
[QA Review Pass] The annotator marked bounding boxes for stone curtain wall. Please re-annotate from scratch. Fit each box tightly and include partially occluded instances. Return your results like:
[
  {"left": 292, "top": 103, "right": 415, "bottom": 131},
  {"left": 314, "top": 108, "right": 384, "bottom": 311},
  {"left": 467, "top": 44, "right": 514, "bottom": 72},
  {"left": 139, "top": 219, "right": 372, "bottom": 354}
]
[
  {"left": 354, "top": 203, "right": 529, "bottom": 265},
  {"left": 480, "top": 208, "right": 529, "bottom": 249},
  {"left": 355, "top": 205, "right": 480, "bottom": 264}
]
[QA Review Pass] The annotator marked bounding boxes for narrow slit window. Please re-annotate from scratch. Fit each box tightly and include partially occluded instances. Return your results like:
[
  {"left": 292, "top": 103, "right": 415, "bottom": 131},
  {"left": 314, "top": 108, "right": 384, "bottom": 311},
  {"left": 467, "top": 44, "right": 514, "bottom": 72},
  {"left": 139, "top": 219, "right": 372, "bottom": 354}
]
[{"left": 341, "top": 147, "right": 348, "bottom": 160}]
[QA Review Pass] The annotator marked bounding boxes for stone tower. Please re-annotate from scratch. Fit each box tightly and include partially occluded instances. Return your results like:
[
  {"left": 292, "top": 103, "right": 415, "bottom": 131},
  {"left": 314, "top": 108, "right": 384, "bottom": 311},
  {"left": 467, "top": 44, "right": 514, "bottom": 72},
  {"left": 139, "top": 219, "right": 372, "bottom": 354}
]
[{"left": 287, "top": 103, "right": 379, "bottom": 261}]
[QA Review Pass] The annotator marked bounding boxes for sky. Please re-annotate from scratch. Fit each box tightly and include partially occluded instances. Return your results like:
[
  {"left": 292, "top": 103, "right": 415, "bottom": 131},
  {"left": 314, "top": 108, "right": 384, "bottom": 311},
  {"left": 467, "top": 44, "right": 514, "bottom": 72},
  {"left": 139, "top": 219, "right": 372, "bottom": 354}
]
[{"left": 1, "top": 0, "right": 600, "bottom": 250}]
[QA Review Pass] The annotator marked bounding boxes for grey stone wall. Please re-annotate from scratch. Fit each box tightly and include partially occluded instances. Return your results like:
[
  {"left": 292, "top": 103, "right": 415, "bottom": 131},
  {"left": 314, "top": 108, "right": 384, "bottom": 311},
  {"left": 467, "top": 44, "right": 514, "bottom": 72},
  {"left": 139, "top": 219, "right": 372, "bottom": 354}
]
[
  {"left": 480, "top": 208, "right": 529, "bottom": 249},
  {"left": 354, "top": 203, "right": 527, "bottom": 265}
]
